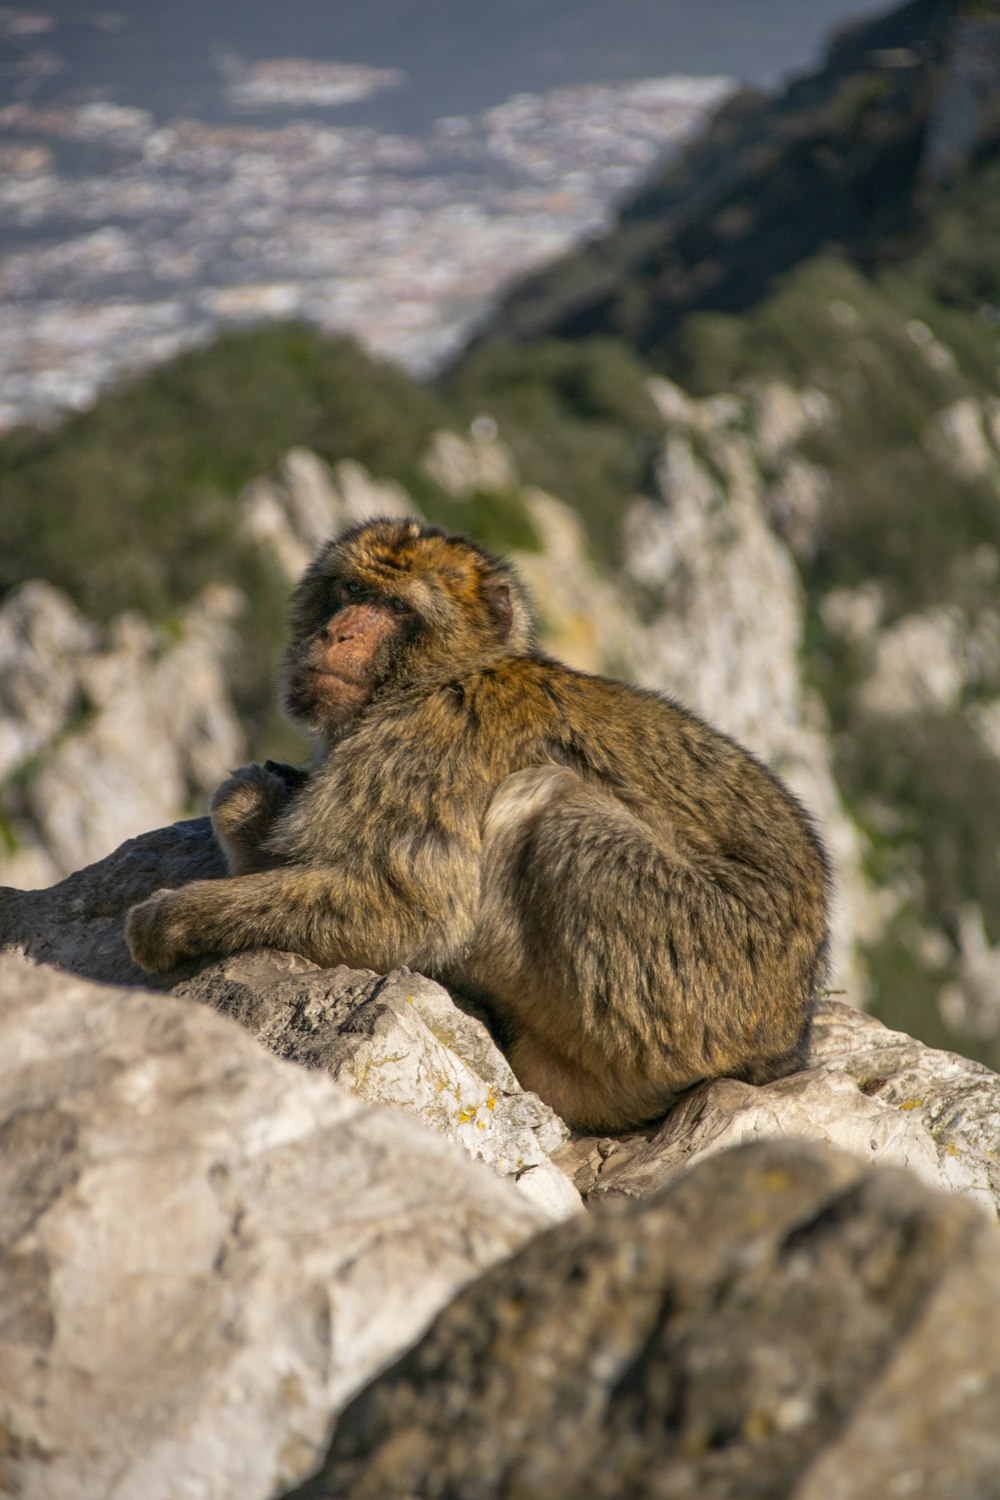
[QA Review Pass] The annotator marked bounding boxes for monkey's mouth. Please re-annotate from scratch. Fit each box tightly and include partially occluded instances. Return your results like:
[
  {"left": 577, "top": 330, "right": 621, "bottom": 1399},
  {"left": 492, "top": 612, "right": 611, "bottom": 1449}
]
[{"left": 308, "top": 665, "right": 369, "bottom": 689}]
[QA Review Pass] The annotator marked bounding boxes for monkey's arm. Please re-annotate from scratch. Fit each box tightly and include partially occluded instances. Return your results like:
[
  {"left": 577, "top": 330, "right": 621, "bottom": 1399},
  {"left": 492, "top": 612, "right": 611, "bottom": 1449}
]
[
  {"left": 210, "top": 762, "right": 308, "bottom": 875},
  {"left": 125, "top": 863, "right": 454, "bottom": 975}
]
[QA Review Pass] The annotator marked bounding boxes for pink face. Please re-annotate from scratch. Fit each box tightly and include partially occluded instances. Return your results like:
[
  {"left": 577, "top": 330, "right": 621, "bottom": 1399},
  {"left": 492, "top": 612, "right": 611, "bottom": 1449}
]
[{"left": 292, "top": 602, "right": 403, "bottom": 727}]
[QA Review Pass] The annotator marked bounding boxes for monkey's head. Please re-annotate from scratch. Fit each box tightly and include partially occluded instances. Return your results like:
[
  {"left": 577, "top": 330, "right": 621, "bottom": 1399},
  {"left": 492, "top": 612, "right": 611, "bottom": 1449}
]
[{"left": 282, "top": 518, "right": 535, "bottom": 739}]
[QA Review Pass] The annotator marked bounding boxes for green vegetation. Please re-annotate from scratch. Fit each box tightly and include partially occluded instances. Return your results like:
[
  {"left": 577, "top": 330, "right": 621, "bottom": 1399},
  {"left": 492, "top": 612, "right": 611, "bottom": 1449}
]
[
  {"left": 0, "top": 324, "right": 448, "bottom": 626},
  {"left": 839, "top": 713, "right": 1000, "bottom": 948},
  {"left": 425, "top": 487, "right": 543, "bottom": 557},
  {"left": 670, "top": 256, "right": 1000, "bottom": 619},
  {"left": 477, "top": 0, "right": 944, "bottom": 355},
  {"left": 911, "top": 147, "right": 1000, "bottom": 311},
  {"left": 441, "top": 336, "right": 663, "bottom": 563},
  {"left": 0, "top": 323, "right": 547, "bottom": 744},
  {"left": 861, "top": 928, "right": 967, "bottom": 1059}
]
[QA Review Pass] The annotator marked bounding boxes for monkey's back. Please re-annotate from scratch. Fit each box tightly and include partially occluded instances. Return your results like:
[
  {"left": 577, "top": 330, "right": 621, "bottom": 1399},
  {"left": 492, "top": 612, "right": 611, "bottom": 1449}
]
[{"left": 431, "top": 657, "right": 832, "bottom": 1128}]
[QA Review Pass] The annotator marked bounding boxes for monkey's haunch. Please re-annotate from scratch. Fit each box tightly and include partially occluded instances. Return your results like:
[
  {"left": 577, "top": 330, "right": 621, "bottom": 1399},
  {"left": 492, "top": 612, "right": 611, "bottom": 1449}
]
[{"left": 125, "top": 518, "right": 830, "bottom": 1133}]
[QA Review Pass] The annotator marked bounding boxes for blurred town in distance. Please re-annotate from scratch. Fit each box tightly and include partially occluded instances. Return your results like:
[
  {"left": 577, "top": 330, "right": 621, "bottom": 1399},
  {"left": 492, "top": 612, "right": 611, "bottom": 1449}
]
[
  {"left": 0, "top": 69, "right": 731, "bottom": 426},
  {"left": 0, "top": 0, "right": 888, "bottom": 429}
]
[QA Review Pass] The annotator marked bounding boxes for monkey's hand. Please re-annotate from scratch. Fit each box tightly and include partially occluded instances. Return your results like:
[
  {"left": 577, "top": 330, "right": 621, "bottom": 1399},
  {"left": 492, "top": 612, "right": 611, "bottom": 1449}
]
[
  {"left": 262, "top": 759, "right": 310, "bottom": 792},
  {"left": 211, "top": 762, "right": 303, "bottom": 875},
  {"left": 126, "top": 888, "right": 203, "bottom": 973}
]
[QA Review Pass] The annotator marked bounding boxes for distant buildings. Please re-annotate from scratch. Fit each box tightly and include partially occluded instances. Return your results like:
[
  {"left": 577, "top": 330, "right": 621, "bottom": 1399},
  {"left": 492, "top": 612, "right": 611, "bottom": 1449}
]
[{"left": 0, "top": 70, "right": 731, "bottom": 429}]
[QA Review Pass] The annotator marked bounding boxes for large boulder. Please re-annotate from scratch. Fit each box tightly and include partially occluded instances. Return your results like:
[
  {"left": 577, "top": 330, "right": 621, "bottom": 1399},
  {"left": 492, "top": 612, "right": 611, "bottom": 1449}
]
[
  {"left": 174, "top": 954, "right": 581, "bottom": 1220},
  {"left": 0, "top": 955, "right": 546, "bottom": 1500},
  {"left": 0, "top": 823, "right": 581, "bottom": 1217},
  {"left": 289, "top": 1138, "right": 1000, "bottom": 1500}
]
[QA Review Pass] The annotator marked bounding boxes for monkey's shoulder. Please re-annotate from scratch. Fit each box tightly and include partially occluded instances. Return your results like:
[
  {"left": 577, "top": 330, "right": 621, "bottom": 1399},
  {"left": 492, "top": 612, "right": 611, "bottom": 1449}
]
[
  {"left": 460, "top": 655, "right": 720, "bottom": 749},
  {"left": 368, "top": 654, "right": 740, "bottom": 771}
]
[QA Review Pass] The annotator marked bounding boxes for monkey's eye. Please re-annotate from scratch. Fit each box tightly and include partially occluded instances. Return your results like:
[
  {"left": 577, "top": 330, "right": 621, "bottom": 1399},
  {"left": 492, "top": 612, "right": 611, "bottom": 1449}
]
[
  {"left": 319, "top": 581, "right": 349, "bottom": 613},
  {"left": 385, "top": 596, "right": 414, "bottom": 617}
]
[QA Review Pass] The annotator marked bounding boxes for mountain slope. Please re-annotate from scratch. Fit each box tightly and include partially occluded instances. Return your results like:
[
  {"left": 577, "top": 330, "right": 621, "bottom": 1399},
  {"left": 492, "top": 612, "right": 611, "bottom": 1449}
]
[{"left": 470, "top": 0, "right": 985, "bottom": 362}]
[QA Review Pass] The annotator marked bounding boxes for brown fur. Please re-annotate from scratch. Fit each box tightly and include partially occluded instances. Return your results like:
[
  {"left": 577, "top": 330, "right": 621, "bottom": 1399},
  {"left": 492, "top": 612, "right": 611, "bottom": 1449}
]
[{"left": 126, "top": 518, "right": 831, "bottom": 1131}]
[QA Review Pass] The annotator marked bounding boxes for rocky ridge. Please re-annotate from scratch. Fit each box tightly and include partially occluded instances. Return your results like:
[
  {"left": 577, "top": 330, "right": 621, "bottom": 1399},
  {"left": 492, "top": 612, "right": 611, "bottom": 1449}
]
[{"left": 4, "top": 810, "right": 1000, "bottom": 1497}]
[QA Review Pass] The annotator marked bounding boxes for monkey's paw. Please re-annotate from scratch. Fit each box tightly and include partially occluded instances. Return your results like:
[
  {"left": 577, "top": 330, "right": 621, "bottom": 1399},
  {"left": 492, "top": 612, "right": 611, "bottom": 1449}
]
[{"left": 125, "top": 890, "right": 199, "bottom": 973}]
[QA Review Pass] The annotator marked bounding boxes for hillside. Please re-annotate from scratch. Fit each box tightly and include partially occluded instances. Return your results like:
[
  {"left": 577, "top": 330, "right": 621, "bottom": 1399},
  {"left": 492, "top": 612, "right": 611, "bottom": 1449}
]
[{"left": 469, "top": 0, "right": 989, "bottom": 356}]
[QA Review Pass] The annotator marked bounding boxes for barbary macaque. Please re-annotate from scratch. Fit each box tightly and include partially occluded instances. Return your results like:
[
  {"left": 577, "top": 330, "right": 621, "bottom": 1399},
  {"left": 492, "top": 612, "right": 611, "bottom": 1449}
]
[{"left": 127, "top": 519, "right": 830, "bottom": 1131}]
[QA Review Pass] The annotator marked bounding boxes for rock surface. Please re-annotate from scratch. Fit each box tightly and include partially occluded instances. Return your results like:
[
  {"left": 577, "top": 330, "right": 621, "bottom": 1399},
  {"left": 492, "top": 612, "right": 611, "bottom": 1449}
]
[
  {"left": 0, "top": 955, "right": 546, "bottom": 1500},
  {"left": 174, "top": 953, "right": 581, "bottom": 1219},
  {"left": 0, "top": 824, "right": 581, "bottom": 1217},
  {"left": 0, "top": 815, "right": 226, "bottom": 988},
  {"left": 560, "top": 999, "right": 1000, "bottom": 1219},
  {"left": 287, "top": 1138, "right": 1000, "bottom": 1500}
]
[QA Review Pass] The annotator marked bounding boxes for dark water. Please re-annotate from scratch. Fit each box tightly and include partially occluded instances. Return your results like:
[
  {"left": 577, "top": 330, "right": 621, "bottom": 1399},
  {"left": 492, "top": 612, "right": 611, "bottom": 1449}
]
[{"left": 14, "top": 0, "right": 893, "bottom": 130}]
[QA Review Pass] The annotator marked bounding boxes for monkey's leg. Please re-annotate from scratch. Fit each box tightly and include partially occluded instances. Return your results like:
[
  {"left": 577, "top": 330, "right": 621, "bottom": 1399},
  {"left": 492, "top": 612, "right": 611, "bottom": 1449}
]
[
  {"left": 125, "top": 864, "right": 438, "bottom": 975},
  {"left": 462, "top": 766, "right": 810, "bottom": 1132}
]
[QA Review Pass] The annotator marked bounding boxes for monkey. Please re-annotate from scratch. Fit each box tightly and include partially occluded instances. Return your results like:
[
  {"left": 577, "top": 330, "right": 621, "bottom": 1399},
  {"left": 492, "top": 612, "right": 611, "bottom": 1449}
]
[{"left": 126, "top": 518, "right": 831, "bottom": 1133}]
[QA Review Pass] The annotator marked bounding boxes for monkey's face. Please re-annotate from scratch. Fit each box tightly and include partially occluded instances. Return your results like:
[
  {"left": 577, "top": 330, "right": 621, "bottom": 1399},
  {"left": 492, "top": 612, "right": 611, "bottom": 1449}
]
[
  {"left": 283, "top": 594, "right": 414, "bottom": 734},
  {"left": 281, "top": 518, "right": 533, "bottom": 739}
]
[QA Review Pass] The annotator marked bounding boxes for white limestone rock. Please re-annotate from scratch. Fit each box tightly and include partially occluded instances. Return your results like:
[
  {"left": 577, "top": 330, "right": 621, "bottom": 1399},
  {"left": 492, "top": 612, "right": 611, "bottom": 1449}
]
[
  {"left": 513, "top": 488, "right": 639, "bottom": 676},
  {"left": 858, "top": 604, "right": 1000, "bottom": 717},
  {"left": 0, "top": 585, "right": 245, "bottom": 888},
  {"left": 564, "top": 1000, "right": 1000, "bottom": 1219},
  {"left": 0, "top": 581, "right": 98, "bottom": 783},
  {"left": 0, "top": 953, "right": 547, "bottom": 1500},
  {"left": 929, "top": 395, "right": 997, "bottom": 479},
  {"left": 174, "top": 952, "right": 582, "bottom": 1222},
  {"left": 751, "top": 379, "right": 835, "bottom": 465},
  {"left": 239, "top": 447, "right": 414, "bottom": 582},
  {"left": 422, "top": 422, "right": 518, "bottom": 498}
]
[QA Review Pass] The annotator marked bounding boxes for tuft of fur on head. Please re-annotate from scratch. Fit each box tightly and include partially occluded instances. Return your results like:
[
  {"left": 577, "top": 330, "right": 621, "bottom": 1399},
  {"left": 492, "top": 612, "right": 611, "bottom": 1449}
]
[{"left": 290, "top": 517, "right": 534, "bottom": 649}]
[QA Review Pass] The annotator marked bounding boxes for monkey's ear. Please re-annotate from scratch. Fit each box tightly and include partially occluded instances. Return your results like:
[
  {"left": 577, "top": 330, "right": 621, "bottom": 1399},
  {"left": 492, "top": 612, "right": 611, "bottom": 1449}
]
[{"left": 485, "top": 579, "right": 513, "bottom": 640}]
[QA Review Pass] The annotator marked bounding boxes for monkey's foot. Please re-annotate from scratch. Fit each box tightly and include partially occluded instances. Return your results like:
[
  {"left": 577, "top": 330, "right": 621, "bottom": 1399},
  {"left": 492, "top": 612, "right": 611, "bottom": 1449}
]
[
  {"left": 211, "top": 763, "right": 294, "bottom": 833},
  {"left": 211, "top": 763, "right": 299, "bottom": 874}
]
